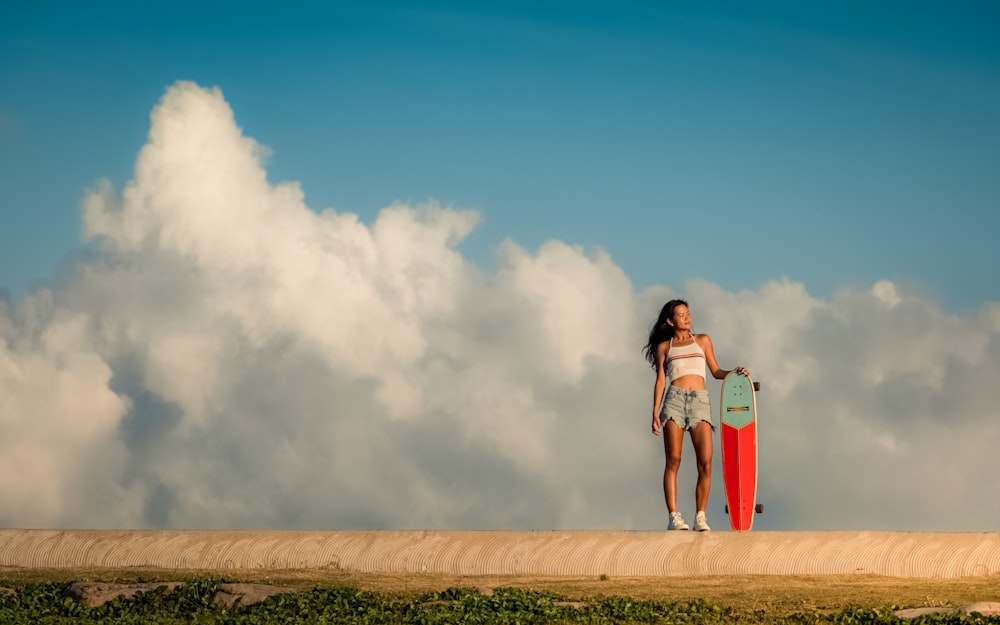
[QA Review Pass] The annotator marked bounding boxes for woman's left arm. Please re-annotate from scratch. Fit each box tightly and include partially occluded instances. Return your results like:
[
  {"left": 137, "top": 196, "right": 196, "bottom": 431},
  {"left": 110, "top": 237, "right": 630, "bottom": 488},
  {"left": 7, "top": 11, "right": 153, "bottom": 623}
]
[{"left": 698, "top": 334, "right": 748, "bottom": 380}]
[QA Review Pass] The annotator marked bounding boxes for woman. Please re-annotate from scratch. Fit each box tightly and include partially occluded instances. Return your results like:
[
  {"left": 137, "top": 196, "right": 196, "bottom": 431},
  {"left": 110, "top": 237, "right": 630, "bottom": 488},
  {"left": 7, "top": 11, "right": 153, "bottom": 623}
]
[{"left": 643, "top": 299, "right": 749, "bottom": 531}]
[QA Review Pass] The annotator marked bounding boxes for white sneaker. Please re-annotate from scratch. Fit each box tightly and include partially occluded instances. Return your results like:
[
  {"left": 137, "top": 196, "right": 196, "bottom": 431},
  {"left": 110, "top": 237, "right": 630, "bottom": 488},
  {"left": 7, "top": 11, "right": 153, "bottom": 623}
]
[
  {"left": 693, "top": 511, "right": 711, "bottom": 532},
  {"left": 668, "top": 511, "right": 690, "bottom": 531}
]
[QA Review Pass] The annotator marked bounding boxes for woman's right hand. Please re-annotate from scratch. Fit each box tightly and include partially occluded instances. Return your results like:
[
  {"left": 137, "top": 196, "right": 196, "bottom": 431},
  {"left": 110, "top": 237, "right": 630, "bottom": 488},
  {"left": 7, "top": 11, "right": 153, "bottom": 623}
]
[{"left": 651, "top": 413, "right": 662, "bottom": 436}]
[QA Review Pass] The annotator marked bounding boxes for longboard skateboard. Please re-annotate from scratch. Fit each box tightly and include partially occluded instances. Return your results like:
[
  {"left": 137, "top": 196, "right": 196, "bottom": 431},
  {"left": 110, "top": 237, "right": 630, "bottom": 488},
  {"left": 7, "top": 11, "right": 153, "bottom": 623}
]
[{"left": 720, "top": 371, "right": 762, "bottom": 531}]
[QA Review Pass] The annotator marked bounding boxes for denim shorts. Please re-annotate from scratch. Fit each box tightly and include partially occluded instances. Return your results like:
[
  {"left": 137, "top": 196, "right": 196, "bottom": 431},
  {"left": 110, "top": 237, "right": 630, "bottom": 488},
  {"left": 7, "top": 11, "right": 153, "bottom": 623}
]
[{"left": 660, "top": 386, "right": 713, "bottom": 431}]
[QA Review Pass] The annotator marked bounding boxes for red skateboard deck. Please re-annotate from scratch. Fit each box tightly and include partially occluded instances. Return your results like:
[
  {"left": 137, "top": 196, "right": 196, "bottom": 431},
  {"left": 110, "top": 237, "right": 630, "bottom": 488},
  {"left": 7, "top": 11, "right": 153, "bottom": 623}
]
[{"left": 720, "top": 371, "right": 760, "bottom": 531}]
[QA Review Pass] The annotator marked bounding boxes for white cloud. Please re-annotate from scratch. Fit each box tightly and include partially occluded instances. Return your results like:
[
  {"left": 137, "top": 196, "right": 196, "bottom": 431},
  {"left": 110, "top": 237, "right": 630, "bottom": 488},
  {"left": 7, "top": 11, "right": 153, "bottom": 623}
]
[
  {"left": 0, "top": 293, "right": 135, "bottom": 527},
  {"left": 1, "top": 81, "right": 997, "bottom": 531}
]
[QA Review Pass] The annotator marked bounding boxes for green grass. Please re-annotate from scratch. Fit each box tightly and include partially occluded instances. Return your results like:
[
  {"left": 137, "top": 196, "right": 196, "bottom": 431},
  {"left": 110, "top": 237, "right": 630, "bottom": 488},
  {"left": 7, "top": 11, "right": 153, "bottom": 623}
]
[{"left": 1, "top": 579, "right": 999, "bottom": 624}]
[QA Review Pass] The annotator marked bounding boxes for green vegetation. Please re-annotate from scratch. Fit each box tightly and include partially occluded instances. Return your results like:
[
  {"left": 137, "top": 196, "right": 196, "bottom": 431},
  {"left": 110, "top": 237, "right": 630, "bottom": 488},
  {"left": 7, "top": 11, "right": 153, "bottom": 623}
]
[
  {"left": 0, "top": 579, "right": 1000, "bottom": 625},
  {"left": 1, "top": 579, "right": 998, "bottom": 624}
]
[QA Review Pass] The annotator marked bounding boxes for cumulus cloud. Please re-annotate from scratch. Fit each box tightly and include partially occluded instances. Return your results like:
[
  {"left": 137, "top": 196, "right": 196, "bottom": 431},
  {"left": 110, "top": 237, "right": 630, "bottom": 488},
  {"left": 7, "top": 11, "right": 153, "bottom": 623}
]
[{"left": 0, "top": 82, "right": 997, "bottom": 531}]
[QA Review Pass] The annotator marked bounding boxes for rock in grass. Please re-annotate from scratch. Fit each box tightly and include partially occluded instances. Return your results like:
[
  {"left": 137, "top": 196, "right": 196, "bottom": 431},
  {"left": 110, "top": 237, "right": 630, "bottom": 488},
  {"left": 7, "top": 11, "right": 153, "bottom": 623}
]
[
  {"left": 213, "top": 583, "right": 290, "bottom": 608},
  {"left": 895, "top": 602, "right": 1000, "bottom": 619},
  {"left": 63, "top": 582, "right": 183, "bottom": 608},
  {"left": 894, "top": 607, "right": 954, "bottom": 618},
  {"left": 964, "top": 602, "right": 1000, "bottom": 616}
]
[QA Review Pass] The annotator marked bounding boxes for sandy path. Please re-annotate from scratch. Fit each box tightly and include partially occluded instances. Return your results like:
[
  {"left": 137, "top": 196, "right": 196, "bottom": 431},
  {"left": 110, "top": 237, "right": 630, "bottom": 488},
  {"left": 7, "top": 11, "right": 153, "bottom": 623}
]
[{"left": 2, "top": 530, "right": 999, "bottom": 578}]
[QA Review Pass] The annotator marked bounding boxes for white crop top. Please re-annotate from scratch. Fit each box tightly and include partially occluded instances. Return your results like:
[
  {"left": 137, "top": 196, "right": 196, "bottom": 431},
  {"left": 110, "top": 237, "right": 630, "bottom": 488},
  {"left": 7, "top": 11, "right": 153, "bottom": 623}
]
[{"left": 665, "top": 336, "right": 707, "bottom": 381}]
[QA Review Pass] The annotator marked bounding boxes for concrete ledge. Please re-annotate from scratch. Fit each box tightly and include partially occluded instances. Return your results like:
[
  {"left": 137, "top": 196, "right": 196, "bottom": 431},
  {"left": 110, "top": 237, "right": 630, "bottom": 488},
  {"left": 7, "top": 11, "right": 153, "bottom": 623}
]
[{"left": 1, "top": 530, "right": 999, "bottom": 578}]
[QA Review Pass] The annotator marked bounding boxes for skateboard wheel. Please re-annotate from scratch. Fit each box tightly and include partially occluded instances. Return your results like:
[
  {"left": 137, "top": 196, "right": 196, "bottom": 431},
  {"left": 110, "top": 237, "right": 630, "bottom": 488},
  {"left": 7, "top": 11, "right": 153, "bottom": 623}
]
[
  {"left": 755, "top": 504, "right": 764, "bottom": 514},
  {"left": 753, "top": 382, "right": 761, "bottom": 392}
]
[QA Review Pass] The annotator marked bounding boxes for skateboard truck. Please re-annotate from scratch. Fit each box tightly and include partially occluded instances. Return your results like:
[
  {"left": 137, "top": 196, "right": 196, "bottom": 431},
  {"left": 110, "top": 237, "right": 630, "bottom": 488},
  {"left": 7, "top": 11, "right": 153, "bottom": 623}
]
[{"left": 725, "top": 504, "right": 764, "bottom": 514}]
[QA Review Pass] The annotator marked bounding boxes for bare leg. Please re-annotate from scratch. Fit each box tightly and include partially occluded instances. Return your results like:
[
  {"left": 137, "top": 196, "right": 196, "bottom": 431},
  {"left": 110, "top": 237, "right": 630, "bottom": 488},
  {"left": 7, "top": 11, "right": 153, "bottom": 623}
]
[
  {"left": 662, "top": 420, "right": 684, "bottom": 512},
  {"left": 689, "top": 421, "right": 713, "bottom": 512}
]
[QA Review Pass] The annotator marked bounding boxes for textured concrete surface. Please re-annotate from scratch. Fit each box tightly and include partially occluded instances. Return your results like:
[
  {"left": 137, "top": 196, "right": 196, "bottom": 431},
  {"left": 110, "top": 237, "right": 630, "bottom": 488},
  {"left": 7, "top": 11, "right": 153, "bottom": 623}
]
[{"left": 1, "top": 530, "right": 999, "bottom": 578}]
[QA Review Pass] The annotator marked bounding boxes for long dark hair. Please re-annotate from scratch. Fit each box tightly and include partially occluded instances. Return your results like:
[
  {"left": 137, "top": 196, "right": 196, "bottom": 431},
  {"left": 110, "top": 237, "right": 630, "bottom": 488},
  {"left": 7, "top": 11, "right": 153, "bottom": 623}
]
[{"left": 643, "top": 299, "right": 688, "bottom": 368}]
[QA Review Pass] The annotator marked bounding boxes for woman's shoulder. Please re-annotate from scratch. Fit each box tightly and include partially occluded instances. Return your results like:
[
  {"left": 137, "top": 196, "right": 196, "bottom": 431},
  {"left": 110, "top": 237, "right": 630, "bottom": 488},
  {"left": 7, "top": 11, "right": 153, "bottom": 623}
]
[{"left": 694, "top": 332, "right": 714, "bottom": 345}]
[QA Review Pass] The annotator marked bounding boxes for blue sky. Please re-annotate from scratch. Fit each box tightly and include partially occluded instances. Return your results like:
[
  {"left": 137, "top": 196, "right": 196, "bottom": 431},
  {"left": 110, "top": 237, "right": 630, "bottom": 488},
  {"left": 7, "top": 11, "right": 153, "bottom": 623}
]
[
  {"left": 3, "top": 1, "right": 998, "bottom": 310},
  {"left": 2, "top": 2, "right": 1000, "bottom": 531}
]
